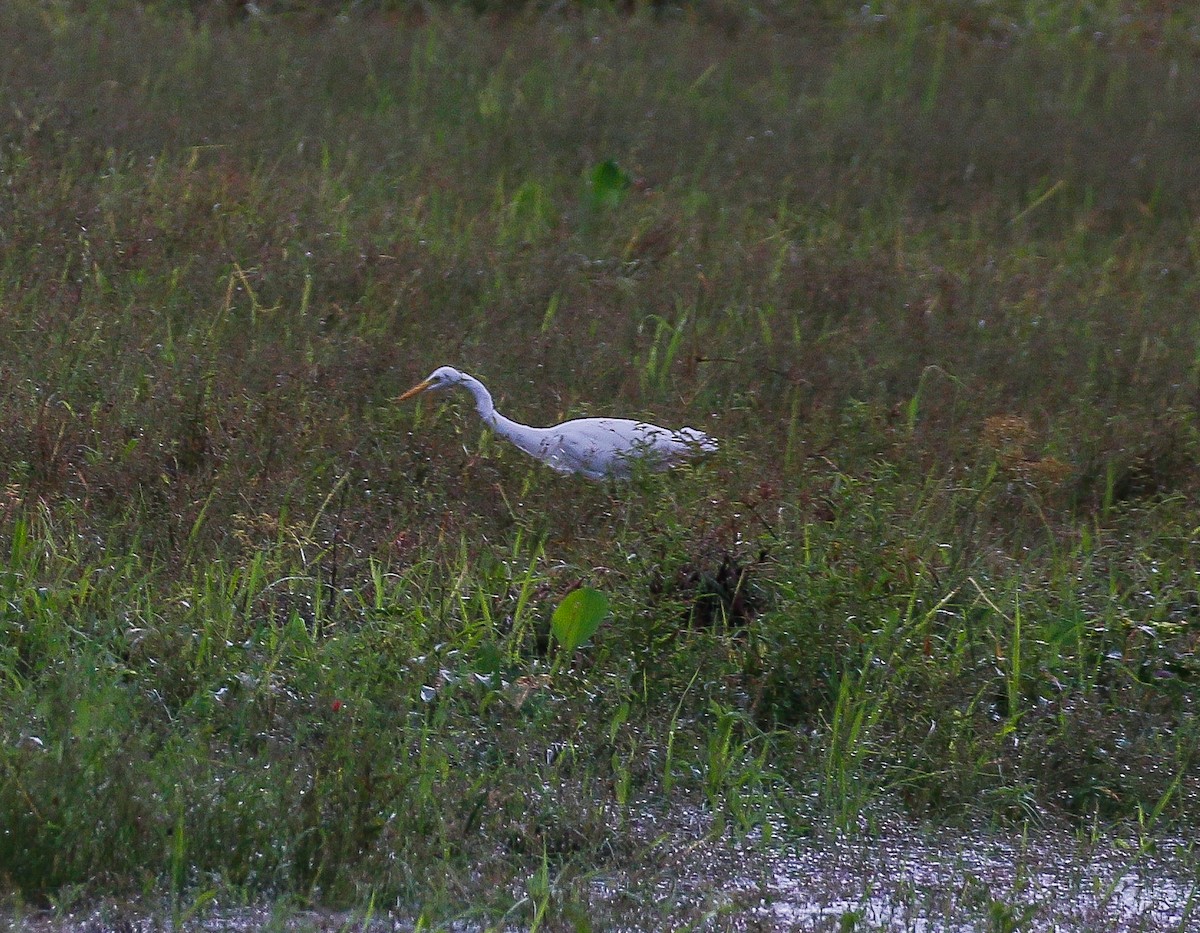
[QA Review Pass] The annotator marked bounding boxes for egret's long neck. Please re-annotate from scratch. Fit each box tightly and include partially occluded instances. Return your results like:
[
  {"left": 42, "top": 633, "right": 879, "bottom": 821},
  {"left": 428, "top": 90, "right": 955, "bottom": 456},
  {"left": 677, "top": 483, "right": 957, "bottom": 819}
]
[
  {"left": 459, "top": 373, "right": 496, "bottom": 422},
  {"left": 459, "top": 373, "right": 545, "bottom": 455}
]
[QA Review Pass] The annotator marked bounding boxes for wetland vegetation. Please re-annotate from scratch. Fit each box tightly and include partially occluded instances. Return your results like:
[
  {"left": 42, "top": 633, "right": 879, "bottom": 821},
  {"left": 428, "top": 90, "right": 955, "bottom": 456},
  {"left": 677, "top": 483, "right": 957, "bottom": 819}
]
[{"left": 2, "top": 0, "right": 1200, "bottom": 927}]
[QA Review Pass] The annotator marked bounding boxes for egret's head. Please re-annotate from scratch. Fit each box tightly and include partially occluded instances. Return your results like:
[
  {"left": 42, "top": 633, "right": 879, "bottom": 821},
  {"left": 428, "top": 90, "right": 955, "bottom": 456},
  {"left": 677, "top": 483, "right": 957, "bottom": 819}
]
[{"left": 397, "top": 365, "right": 463, "bottom": 402}]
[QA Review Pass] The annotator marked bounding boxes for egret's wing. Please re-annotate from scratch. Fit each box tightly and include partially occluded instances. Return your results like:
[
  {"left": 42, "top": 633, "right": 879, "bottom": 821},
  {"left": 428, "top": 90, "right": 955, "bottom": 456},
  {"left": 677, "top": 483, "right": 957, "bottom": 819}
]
[
  {"left": 676, "top": 427, "right": 718, "bottom": 454},
  {"left": 536, "top": 419, "right": 637, "bottom": 479},
  {"left": 539, "top": 419, "right": 715, "bottom": 479}
]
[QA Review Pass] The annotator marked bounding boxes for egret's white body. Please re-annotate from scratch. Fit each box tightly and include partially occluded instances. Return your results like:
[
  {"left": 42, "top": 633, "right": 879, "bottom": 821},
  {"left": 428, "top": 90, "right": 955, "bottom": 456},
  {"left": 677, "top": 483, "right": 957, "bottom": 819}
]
[{"left": 398, "top": 366, "right": 717, "bottom": 480}]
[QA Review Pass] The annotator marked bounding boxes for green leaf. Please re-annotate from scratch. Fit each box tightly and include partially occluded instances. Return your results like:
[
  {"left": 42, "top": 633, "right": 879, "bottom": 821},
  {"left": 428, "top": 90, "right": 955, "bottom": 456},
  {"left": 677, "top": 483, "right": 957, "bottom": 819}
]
[
  {"left": 551, "top": 587, "right": 610, "bottom": 654},
  {"left": 586, "top": 159, "right": 631, "bottom": 210}
]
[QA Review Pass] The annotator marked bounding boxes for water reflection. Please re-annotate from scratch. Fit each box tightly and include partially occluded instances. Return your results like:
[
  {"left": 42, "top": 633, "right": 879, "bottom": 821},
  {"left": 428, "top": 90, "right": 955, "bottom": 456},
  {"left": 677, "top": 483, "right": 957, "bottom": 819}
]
[{"left": 618, "top": 808, "right": 1199, "bottom": 931}]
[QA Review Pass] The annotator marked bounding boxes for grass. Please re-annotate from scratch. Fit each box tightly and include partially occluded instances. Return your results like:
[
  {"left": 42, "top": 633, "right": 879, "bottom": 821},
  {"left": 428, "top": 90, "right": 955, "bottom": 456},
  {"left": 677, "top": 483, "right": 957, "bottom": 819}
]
[{"left": 2, "top": 0, "right": 1200, "bottom": 925}]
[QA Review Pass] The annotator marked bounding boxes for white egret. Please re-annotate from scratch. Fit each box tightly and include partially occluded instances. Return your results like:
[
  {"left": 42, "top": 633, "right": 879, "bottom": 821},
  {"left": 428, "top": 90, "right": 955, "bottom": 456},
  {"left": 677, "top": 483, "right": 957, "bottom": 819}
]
[{"left": 397, "top": 366, "right": 717, "bottom": 480}]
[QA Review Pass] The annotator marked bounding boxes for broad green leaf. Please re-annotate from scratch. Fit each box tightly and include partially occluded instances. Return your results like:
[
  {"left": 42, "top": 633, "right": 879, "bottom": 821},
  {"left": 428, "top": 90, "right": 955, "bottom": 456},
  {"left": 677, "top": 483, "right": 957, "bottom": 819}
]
[
  {"left": 586, "top": 159, "right": 631, "bottom": 210},
  {"left": 551, "top": 586, "right": 610, "bottom": 654}
]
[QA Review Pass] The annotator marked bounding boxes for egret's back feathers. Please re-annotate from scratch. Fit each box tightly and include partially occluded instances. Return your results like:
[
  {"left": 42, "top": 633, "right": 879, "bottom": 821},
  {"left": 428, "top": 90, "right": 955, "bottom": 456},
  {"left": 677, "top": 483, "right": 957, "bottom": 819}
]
[{"left": 535, "top": 417, "right": 716, "bottom": 480}]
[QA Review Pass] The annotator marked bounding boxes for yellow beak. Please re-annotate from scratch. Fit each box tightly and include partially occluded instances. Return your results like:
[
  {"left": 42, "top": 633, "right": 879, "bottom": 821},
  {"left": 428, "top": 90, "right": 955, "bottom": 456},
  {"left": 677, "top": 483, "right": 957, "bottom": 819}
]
[{"left": 396, "top": 378, "right": 435, "bottom": 403}]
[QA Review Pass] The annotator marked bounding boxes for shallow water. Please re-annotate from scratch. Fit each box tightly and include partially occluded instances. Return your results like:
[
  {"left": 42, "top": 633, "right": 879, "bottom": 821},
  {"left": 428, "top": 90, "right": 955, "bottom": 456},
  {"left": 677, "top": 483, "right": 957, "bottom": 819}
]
[
  {"left": 10, "top": 812, "right": 1198, "bottom": 931},
  {"left": 681, "top": 819, "right": 1198, "bottom": 931},
  {"left": 582, "top": 805, "right": 1200, "bottom": 932}
]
